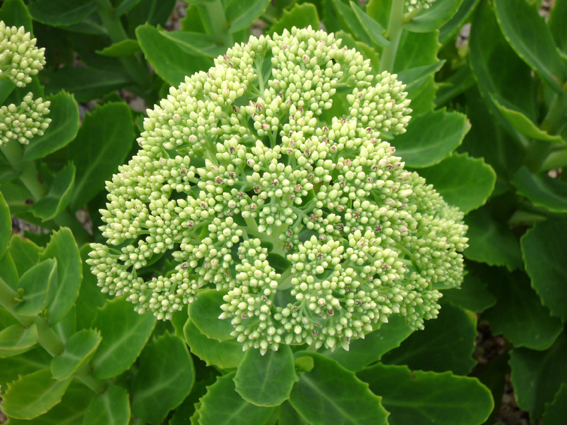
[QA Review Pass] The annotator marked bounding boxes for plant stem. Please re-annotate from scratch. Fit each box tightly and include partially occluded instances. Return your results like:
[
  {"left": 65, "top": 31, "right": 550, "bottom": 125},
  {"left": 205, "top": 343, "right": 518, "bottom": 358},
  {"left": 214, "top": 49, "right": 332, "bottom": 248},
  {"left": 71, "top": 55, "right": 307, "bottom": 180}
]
[
  {"left": 198, "top": 0, "right": 233, "bottom": 46},
  {"left": 380, "top": 0, "right": 405, "bottom": 73},
  {"left": 76, "top": 369, "right": 109, "bottom": 394},
  {"left": 525, "top": 139, "right": 552, "bottom": 173},
  {"left": 34, "top": 316, "right": 65, "bottom": 356}
]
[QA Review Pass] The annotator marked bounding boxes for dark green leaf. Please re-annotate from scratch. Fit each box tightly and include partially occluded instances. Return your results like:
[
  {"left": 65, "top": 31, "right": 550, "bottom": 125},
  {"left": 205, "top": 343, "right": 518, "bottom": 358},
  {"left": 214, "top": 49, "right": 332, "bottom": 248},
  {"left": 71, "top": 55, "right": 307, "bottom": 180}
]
[
  {"left": 382, "top": 303, "right": 477, "bottom": 375},
  {"left": 328, "top": 0, "right": 372, "bottom": 46},
  {"left": 269, "top": 3, "right": 319, "bottom": 36},
  {"left": 76, "top": 245, "right": 108, "bottom": 330},
  {"left": 1, "top": 369, "right": 72, "bottom": 420},
  {"left": 90, "top": 297, "right": 156, "bottom": 379},
  {"left": 289, "top": 352, "right": 389, "bottom": 425},
  {"left": 234, "top": 345, "right": 296, "bottom": 407},
  {"left": 522, "top": 219, "right": 567, "bottom": 322},
  {"left": 280, "top": 401, "right": 310, "bottom": 425},
  {"left": 28, "top": 0, "right": 99, "bottom": 26},
  {"left": 158, "top": 31, "right": 226, "bottom": 58},
  {"left": 0, "top": 347, "right": 50, "bottom": 389},
  {"left": 397, "top": 60, "right": 445, "bottom": 91},
  {"left": 358, "top": 363, "right": 494, "bottom": 425},
  {"left": 0, "top": 192, "right": 10, "bottom": 259},
  {"left": 416, "top": 153, "right": 496, "bottom": 213},
  {"left": 471, "top": 353, "right": 509, "bottom": 425},
  {"left": 441, "top": 274, "right": 496, "bottom": 313},
  {"left": 0, "top": 324, "right": 38, "bottom": 358},
  {"left": 543, "top": 382, "right": 567, "bottom": 425},
  {"left": 227, "top": 0, "right": 271, "bottom": 34},
  {"left": 8, "top": 235, "right": 42, "bottom": 279},
  {"left": 131, "top": 333, "right": 195, "bottom": 423},
  {"left": 68, "top": 102, "right": 135, "bottom": 211},
  {"left": 50, "top": 328, "right": 102, "bottom": 380},
  {"left": 31, "top": 163, "right": 75, "bottom": 222},
  {"left": 113, "top": 0, "right": 142, "bottom": 17},
  {"left": 22, "top": 92, "right": 80, "bottom": 161},
  {"left": 39, "top": 228, "right": 82, "bottom": 325},
  {"left": 321, "top": 314, "right": 414, "bottom": 372},
  {"left": 349, "top": 1, "right": 390, "bottom": 48},
  {"left": 125, "top": 0, "right": 176, "bottom": 36},
  {"left": 513, "top": 167, "right": 567, "bottom": 213},
  {"left": 549, "top": 0, "right": 567, "bottom": 54},
  {"left": 464, "top": 207, "right": 523, "bottom": 271},
  {"left": 510, "top": 331, "right": 567, "bottom": 419},
  {"left": 435, "top": 65, "right": 475, "bottom": 107},
  {"left": 439, "top": 0, "right": 481, "bottom": 44},
  {"left": 392, "top": 109, "right": 470, "bottom": 167},
  {"left": 482, "top": 268, "right": 562, "bottom": 350},
  {"left": 494, "top": 0, "right": 567, "bottom": 94},
  {"left": 199, "top": 372, "right": 275, "bottom": 425},
  {"left": 83, "top": 383, "right": 130, "bottom": 425},
  {"left": 14, "top": 259, "right": 57, "bottom": 316},
  {"left": 405, "top": 0, "right": 464, "bottom": 33},
  {"left": 0, "top": 0, "right": 33, "bottom": 34},
  {"left": 97, "top": 39, "right": 141, "bottom": 57},
  {"left": 190, "top": 289, "right": 234, "bottom": 341}
]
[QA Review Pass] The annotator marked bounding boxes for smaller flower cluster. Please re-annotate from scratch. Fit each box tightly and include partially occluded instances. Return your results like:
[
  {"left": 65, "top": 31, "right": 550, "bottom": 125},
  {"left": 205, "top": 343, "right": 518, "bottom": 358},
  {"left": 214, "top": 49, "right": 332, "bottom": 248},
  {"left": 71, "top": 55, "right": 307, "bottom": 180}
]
[
  {"left": 0, "top": 92, "right": 50, "bottom": 145},
  {"left": 405, "top": 0, "right": 436, "bottom": 12}
]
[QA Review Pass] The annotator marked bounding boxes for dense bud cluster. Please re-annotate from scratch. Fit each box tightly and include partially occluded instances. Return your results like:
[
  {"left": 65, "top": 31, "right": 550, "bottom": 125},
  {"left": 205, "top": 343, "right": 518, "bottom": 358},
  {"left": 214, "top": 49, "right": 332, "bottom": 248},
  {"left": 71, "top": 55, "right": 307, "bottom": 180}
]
[
  {"left": 88, "top": 27, "right": 467, "bottom": 353},
  {"left": 406, "top": 0, "right": 436, "bottom": 12},
  {"left": 0, "top": 22, "right": 50, "bottom": 146}
]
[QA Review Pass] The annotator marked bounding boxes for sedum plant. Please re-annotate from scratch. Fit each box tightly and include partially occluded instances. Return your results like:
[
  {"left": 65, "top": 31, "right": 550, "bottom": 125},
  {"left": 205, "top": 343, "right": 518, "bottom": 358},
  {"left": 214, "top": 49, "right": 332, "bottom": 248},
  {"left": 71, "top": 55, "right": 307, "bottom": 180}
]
[{"left": 88, "top": 27, "right": 468, "bottom": 353}]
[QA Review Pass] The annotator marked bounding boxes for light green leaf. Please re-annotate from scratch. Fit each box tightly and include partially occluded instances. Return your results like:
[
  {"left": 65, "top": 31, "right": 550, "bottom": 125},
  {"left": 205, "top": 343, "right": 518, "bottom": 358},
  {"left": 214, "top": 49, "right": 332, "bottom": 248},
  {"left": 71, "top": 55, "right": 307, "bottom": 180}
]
[
  {"left": 190, "top": 289, "right": 233, "bottom": 341},
  {"left": 321, "top": 314, "right": 414, "bottom": 372},
  {"left": 234, "top": 345, "right": 296, "bottom": 407},
  {"left": 289, "top": 352, "right": 389, "bottom": 425},
  {"left": 14, "top": 259, "right": 57, "bottom": 316},
  {"left": 227, "top": 0, "right": 271, "bottom": 34},
  {"left": 68, "top": 102, "right": 135, "bottom": 211},
  {"left": 199, "top": 372, "right": 275, "bottom": 425},
  {"left": 522, "top": 219, "right": 567, "bottom": 322},
  {"left": 39, "top": 228, "right": 82, "bottom": 325},
  {"left": 97, "top": 39, "right": 140, "bottom": 57},
  {"left": 183, "top": 318, "right": 245, "bottom": 369},
  {"left": 382, "top": 303, "right": 477, "bottom": 375},
  {"left": 464, "top": 207, "right": 523, "bottom": 271},
  {"left": 510, "top": 331, "right": 567, "bottom": 419},
  {"left": 131, "top": 333, "right": 195, "bottom": 423},
  {"left": 494, "top": 0, "right": 567, "bottom": 94},
  {"left": 83, "top": 383, "right": 130, "bottom": 425},
  {"left": 0, "top": 0, "right": 34, "bottom": 34},
  {"left": 22, "top": 92, "right": 80, "bottom": 161},
  {"left": 0, "top": 251, "right": 18, "bottom": 289},
  {"left": 513, "top": 167, "right": 567, "bottom": 213},
  {"left": 50, "top": 329, "right": 101, "bottom": 380},
  {"left": 158, "top": 31, "right": 227, "bottom": 58},
  {"left": 349, "top": 1, "right": 390, "bottom": 48},
  {"left": 397, "top": 60, "right": 445, "bottom": 91},
  {"left": 441, "top": 275, "right": 496, "bottom": 313},
  {"left": 392, "top": 109, "right": 470, "bottom": 167},
  {"left": 482, "top": 268, "right": 562, "bottom": 350},
  {"left": 1, "top": 368, "right": 72, "bottom": 419},
  {"left": 0, "top": 347, "right": 50, "bottom": 389},
  {"left": 0, "top": 324, "right": 38, "bottom": 358},
  {"left": 269, "top": 3, "right": 319, "bottom": 36},
  {"left": 416, "top": 153, "right": 496, "bottom": 213},
  {"left": 28, "top": 0, "right": 99, "bottom": 26},
  {"left": 543, "top": 382, "right": 567, "bottom": 425},
  {"left": 31, "top": 162, "right": 75, "bottom": 222},
  {"left": 406, "top": 0, "right": 464, "bottom": 33},
  {"left": 0, "top": 192, "right": 10, "bottom": 259},
  {"left": 358, "top": 363, "right": 494, "bottom": 425},
  {"left": 439, "top": 0, "right": 481, "bottom": 44},
  {"left": 90, "top": 297, "right": 156, "bottom": 379}
]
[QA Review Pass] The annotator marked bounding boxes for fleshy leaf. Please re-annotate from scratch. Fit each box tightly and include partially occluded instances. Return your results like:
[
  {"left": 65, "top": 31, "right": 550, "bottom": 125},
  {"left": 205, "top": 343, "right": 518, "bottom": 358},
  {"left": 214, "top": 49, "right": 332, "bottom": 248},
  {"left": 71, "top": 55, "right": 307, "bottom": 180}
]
[
  {"left": 542, "top": 382, "right": 567, "bottom": 425},
  {"left": 97, "top": 39, "right": 140, "bottom": 57},
  {"left": 269, "top": 3, "right": 319, "bottom": 36},
  {"left": 405, "top": 0, "right": 464, "bottom": 33},
  {"left": 0, "top": 0, "right": 34, "bottom": 34},
  {"left": 14, "top": 259, "right": 57, "bottom": 316},
  {"left": 439, "top": 0, "right": 481, "bottom": 44},
  {"left": 190, "top": 289, "right": 234, "bottom": 341},
  {"left": 349, "top": 1, "right": 390, "bottom": 48},
  {"left": 227, "top": 0, "right": 271, "bottom": 34},
  {"left": 9, "top": 235, "right": 41, "bottom": 281},
  {"left": 513, "top": 167, "right": 567, "bottom": 213},
  {"left": 441, "top": 275, "right": 496, "bottom": 313},
  {"left": 0, "top": 324, "right": 38, "bottom": 358},
  {"left": 31, "top": 162, "right": 76, "bottom": 222},
  {"left": 83, "top": 383, "right": 130, "bottom": 425},
  {"left": 0, "top": 192, "right": 10, "bottom": 259},
  {"left": 50, "top": 328, "right": 102, "bottom": 380},
  {"left": 28, "top": 0, "right": 99, "bottom": 26}
]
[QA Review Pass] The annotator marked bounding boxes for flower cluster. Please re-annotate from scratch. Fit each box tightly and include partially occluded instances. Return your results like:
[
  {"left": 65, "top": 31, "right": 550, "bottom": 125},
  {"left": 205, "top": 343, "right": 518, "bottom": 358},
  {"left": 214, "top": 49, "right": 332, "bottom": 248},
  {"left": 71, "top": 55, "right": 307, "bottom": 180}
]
[
  {"left": 88, "top": 27, "right": 467, "bottom": 353},
  {"left": 406, "top": 0, "right": 436, "bottom": 12},
  {"left": 0, "top": 22, "right": 50, "bottom": 146}
]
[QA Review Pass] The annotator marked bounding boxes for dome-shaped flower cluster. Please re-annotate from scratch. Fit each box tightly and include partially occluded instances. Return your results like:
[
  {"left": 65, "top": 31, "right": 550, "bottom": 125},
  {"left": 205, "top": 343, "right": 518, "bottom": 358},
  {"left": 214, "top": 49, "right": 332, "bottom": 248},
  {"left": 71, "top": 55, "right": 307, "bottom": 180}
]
[
  {"left": 0, "top": 92, "right": 50, "bottom": 145},
  {"left": 88, "top": 27, "right": 467, "bottom": 353}
]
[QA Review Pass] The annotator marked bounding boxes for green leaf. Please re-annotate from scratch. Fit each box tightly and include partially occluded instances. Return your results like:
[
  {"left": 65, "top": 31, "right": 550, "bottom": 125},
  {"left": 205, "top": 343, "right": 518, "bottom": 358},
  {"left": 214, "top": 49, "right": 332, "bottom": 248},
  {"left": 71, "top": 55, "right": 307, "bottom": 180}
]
[
  {"left": 0, "top": 251, "right": 18, "bottom": 289},
  {"left": 31, "top": 162, "right": 75, "bottom": 222},
  {"left": 0, "top": 0, "right": 33, "bottom": 35},
  {"left": 131, "top": 333, "right": 195, "bottom": 423},
  {"left": 14, "top": 259, "right": 58, "bottom": 316},
  {"left": 358, "top": 363, "right": 494, "bottom": 425},
  {"left": 183, "top": 318, "right": 245, "bottom": 369},
  {"left": 158, "top": 31, "right": 227, "bottom": 58},
  {"left": 416, "top": 153, "right": 496, "bottom": 213},
  {"left": 439, "top": 0, "right": 481, "bottom": 44},
  {"left": 397, "top": 60, "right": 445, "bottom": 91},
  {"left": 39, "top": 228, "right": 82, "bottom": 325},
  {"left": 0, "top": 324, "right": 38, "bottom": 358},
  {"left": 464, "top": 207, "right": 523, "bottom": 271},
  {"left": 50, "top": 329, "right": 102, "bottom": 380},
  {"left": 321, "top": 314, "right": 414, "bottom": 372},
  {"left": 470, "top": 353, "right": 509, "bottom": 425},
  {"left": 1, "top": 368, "right": 72, "bottom": 420},
  {"left": 22, "top": 92, "right": 80, "bottom": 161},
  {"left": 334, "top": 30, "right": 381, "bottom": 74},
  {"left": 549, "top": 0, "right": 567, "bottom": 54},
  {"left": 513, "top": 167, "right": 567, "bottom": 213},
  {"left": 494, "top": 0, "right": 567, "bottom": 94},
  {"left": 392, "top": 109, "right": 470, "bottom": 167},
  {"left": 510, "top": 331, "right": 567, "bottom": 419},
  {"left": 76, "top": 245, "right": 108, "bottom": 330},
  {"left": 382, "top": 303, "right": 477, "bottom": 375},
  {"left": 406, "top": 0, "right": 464, "bottom": 33},
  {"left": 328, "top": 0, "right": 373, "bottom": 46},
  {"left": 190, "top": 289, "right": 234, "bottom": 341},
  {"left": 435, "top": 65, "right": 475, "bottom": 107},
  {"left": 289, "top": 352, "right": 389, "bottom": 425},
  {"left": 522, "top": 219, "right": 567, "bottom": 322},
  {"left": 543, "top": 382, "right": 567, "bottom": 425},
  {"left": 97, "top": 39, "right": 140, "bottom": 57},
  {"left": 90, "top": 297, "right": 156, "bottom": 379},
  {"left": 0, "top": 347, "right": 50, "bottom": 389},
  {"left": 28, "top": 0, "right": 99, "bottom": 26},
  {"left": 113, "top": 0, "right": 142, "bottom": 17},
  {"left": 482, "top": 268, "right": 562, "bottom": 350},
  {"left": 269, "top": 3, "right": 319, "bottom": 36},
  {"left": 83, "top": 383, "right": 130, "bottom": 425},
  {"left": 125, "top": 0, "right": 176, "bottom": 36},
  {"left": 227, "top": 0, "right": 271, "bottom": 34},
  {"left": 68, "top": 102, "right": 135, "bottom": 211},
  {"left": 280, "top": 401, "right": 310, "bottom": 425},
  {"left": 136, "top": 24, "right": 214, "bottom": 87},
  {"left": 0, "top": 192, "right": 10, "bottom": 259},
  {"left": 349, "top": 1, "right": 390, "bottom": 48},
  {"left": 234, "top": 345, "right": 296, "bottom": 407},
  {"left": 441, "top": 274, "right": 496, "bottom": 313},
  {"left": 199, "top": 373, "right": 275, "bottom": 425}
]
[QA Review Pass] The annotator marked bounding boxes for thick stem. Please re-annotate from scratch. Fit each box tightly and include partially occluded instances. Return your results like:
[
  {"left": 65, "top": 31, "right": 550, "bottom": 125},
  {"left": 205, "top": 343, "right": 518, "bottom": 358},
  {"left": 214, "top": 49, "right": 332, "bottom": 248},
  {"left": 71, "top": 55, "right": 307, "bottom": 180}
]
[
  {"left": 380, "top": 0, "right": 406, "bottom": 73},
  {"left": 76, "top": 369, "right": 109, "bottom": 394},
  {"left": 197, "top": 0, "right": 233, "bottom": 46},
  {"left": 34, "top": 317, "right": 65, "bottom": 356}
]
